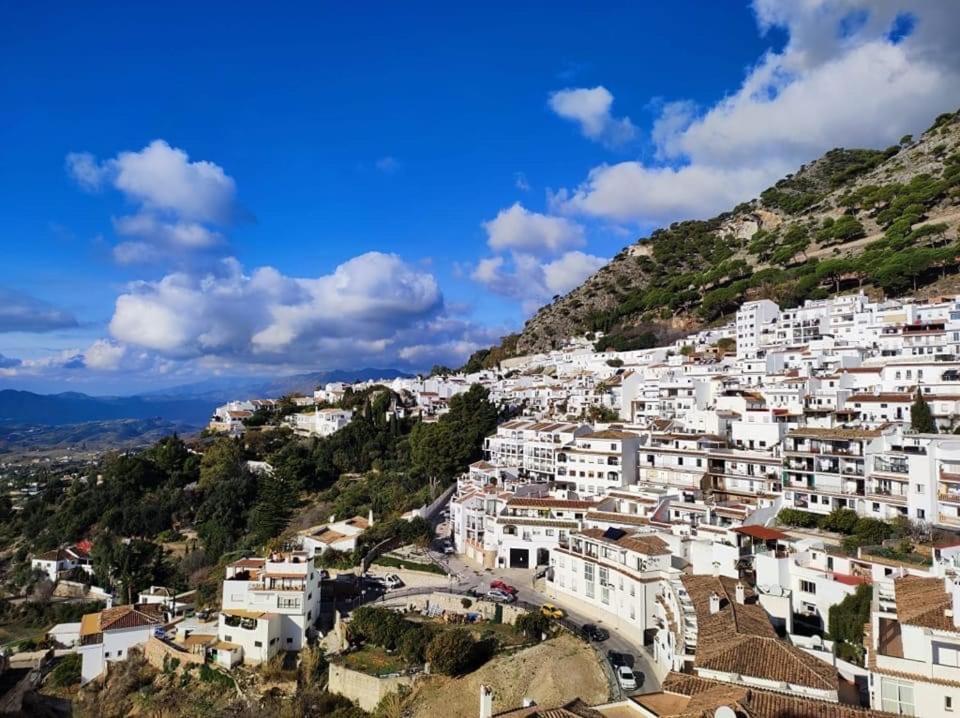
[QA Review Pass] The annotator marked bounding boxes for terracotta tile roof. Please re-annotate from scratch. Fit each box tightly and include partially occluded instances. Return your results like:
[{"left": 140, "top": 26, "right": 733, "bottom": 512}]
[
  {"left": 506, "top": 497, "right": 594, "bottom": 509},
  {"left": 584, "top": 510, "right": 650, "bottom": 527},
  {"left": 579, "top": 527, "right": 670, "bottom": 556},
  {"left": 894, "top": 575, "right": 955, "bottom": 631},
  {"left": 681, "top": 575, "right": 838, "bottom": 692},
  {"left": 789, "top": 427, "right": 883, "bottom": 439},
  {"left": 581, "top": 429, "right": 640, "bottom": 440},
  {"left": 81, "top": 603, "right": 165, "bottom": 636},
  {"left": 733, "top": 525, "right": 788, "bottom": 542},
  {"left": 494, "top": 698, "right": 602, "bottom": 717},
  {"left": 847, "top": 393, "right": 912, "bottom": 403},
  {"left": 653, "top": 672, "right": 893, "bottom": 717}
]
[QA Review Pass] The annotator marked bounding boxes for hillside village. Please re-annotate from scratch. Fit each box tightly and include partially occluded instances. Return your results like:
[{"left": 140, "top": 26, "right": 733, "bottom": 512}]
[{"left": 8, "top": 287, "right": 960, "bottom": 715}]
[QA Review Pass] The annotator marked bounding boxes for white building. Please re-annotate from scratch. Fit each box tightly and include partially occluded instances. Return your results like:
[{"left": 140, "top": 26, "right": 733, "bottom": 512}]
[
  {"left": 219, "top": 550, "right": 322, "bottom": 659},
  {"left": 78, "top": 603, "right": 166, "bottom": 684},
  {"left": 867, "top": 575, "right": 960, "bottom": 716}
]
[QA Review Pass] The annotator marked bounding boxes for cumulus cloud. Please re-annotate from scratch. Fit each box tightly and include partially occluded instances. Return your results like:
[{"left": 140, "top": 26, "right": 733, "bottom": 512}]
[
  {"left": 548, "top": 86, "right": 637, "bottom": 147},
  {"left": 66, "top": 140, "right": 240, "bottom": 264},
  {"left": 0, "top": 289, "right": 78, "bottom": 333},
  {"left": 103, "top": 252, "right": 484, "bottom": 369},
  {"left": 554, "top": 0, "right": 960, "bottom": 225},
  {"left": 471, "top": 250, "right": 606, "bottom": 314},
  {"left": 483, "top": 203, "right": 585, "bottom": 256}
]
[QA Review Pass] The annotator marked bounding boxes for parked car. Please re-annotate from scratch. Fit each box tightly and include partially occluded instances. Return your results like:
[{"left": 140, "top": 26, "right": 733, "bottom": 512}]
[
  {"left": 607, "top": 650, "right": 635, "bottom": 668},
  {"left": 616, "top": 665, "right": 638, "bottom": 692},
  {"left": 540, "top": 603, "right": 565, "bottom": 619},
  {"left": 382, "top": 574, "right": 404, "bottom": 590},
  {"left": 490, "top": 580, "right": 518, "bottom": 595},
  {"left": 443, "top": 544, "right": 455, "bottom": 555},
  {"left": 195, "top": 609, "right": 210, "bottom": 621},
  {"left": 580, "top": 623, "right": 610, "bottom": 642},
  {"left": 486, "top": 589, "right": 515, "bottom": 603}
]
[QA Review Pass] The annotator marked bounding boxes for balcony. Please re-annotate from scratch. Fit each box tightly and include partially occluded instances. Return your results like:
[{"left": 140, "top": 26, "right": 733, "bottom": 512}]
[{"left": 874, "top": 458, "right": 909, "bottom": 475}]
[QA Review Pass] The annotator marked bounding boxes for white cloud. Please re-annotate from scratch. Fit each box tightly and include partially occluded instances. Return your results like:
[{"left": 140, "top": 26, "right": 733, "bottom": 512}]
[
  {"left": 548, "top": 86, "right": 637, "bottom": 147},
  {"left": 82, "top": 339, "right": 137, "bottom": 371},
  {"left": 551, "top": 161, "right": 776, "bottom": 225},
  {"left": 471, "top": 250, "right": 606, "bottom": 314},
  {"left": 554, "top": 1, "right": 960, "bottom": 225},
  {"left": 66, "top": 140, "right": 239, "bottom": 264},
  {"left": 483, "top": 203, "right": 585, "bottom": 256},
  {"left": 65, "top": 152, "right": 109, "bottom": 191},
  {"left": 114, "top": 213, "right": 224, "bottom": 250},
  {"left": 542, "top": 251, "right": 608, "bottom": 296},
  {"left": 110, "top": 140, "right": 237, "bottom": 223},
  {"left": 105, "top": 252, "right": 487, "bottom": 370},
  {"left": 514, "top": 172, "right": 531, "bottom": 192}
]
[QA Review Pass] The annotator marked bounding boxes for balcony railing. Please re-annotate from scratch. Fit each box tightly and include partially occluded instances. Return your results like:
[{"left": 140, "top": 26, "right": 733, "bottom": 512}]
[{"left": 874, "top": 459, "right": 909, "bottom": 474}]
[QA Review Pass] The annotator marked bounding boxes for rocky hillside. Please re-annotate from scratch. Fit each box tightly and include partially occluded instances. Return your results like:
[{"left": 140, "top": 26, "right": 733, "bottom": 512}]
[{"left": 495, "top": 108, "right": 960, "bottom": 358}]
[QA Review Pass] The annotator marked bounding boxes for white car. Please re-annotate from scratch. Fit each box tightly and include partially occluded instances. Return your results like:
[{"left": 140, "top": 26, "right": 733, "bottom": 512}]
[
  {"left": 382, "top": 574, "right": 404, "bottom": 590},
  {"left": 616, "top": 665, "right": 637, "bottom": 691},
  {"left": 486, "top": 589, "right": 515, "bottom": 603}
]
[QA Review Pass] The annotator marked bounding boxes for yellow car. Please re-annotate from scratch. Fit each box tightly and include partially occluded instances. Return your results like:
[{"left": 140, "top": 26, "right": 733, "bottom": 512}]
[{"left": 540, "top": 603, "right": 565, "bottom": 620}]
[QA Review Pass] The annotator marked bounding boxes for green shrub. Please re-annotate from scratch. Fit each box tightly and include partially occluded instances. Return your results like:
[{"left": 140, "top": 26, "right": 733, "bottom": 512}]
[
  {"left": 820, "top": 508, "right": 859, "bottom": 535},
  {"left": 425, "top": 628, "right": 478, "bottom": 676},
  {"left": 514, "top": 611, "right": 552, "bottom": 642},
  {"left": 776, "top": 508, "right": 820, "bottom": 529},
  {"left": 47, "top": 653, "right": 81, "bottom": 687}
]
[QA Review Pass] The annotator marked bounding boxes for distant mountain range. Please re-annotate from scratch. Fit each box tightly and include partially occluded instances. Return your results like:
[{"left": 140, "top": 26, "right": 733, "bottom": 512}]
[
  {"left": 0, "top": 368, "right": 414, "bottom": 440},
  {"left": 0, "top": 418, "right": 194, "bottom": 452},
  {"left": 141, "top": 368, "right": 414, "bottom": 403}
]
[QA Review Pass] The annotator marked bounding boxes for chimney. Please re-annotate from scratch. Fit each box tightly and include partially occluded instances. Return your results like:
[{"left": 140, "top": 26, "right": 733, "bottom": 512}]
[
  {"left": 735, "top": 582, "right": 746, "bottom": 605},
  {"left": 712, "top": 561, "right": 720, "bottom": 577},
  {"left": 329, "top": 514, "right": 336, "bottom": 524},
  {"left": 368, "top": 509, "right": 375, "bottom": 527},
  {"left": 709, "top": 592, "right": 721, "bottom": 615},
  {"left": 479, "top": 684, "right": 494, "bottom": 718}
]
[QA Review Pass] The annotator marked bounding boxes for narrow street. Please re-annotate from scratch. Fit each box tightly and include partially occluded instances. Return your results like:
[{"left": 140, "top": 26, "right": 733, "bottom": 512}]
[{"left": 428, "top": 544, "right": 661, "bottom": 696}]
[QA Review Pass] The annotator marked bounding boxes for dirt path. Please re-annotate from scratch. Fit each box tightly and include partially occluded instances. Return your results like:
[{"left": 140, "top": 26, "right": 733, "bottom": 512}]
[
  {"left": 807, "top": 209, "right": 960, "bottom": 260},
  {"left": 408, "top": 632, "right": 609, "bottom": 717}
]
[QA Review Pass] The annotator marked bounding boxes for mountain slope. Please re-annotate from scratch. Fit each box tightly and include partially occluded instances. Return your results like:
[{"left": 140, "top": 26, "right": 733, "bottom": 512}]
[
  {"left": 504, "top": 108, "right": 960, "bottom": 356},
  {"left": 0, "top": 390, "right": 215, "bottom": 426},
  {"left": 141, "top": 368, "right": 414, "bottom": 403}
]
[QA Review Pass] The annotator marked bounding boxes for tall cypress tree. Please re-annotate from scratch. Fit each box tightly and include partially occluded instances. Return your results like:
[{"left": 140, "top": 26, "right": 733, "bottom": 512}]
[{"left": 911, "top": 389, "right": 937, "bottom": 434}]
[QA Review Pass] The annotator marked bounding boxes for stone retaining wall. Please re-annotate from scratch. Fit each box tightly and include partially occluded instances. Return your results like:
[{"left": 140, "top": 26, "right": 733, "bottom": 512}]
[
  {"left": 143, "top": 636, "right": 205, "bottom": 673},
  {"left": 327, "top": 662, "right": 416, "bottom": 712}
]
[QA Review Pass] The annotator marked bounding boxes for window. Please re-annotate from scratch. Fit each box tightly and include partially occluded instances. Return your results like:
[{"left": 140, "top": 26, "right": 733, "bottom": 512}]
[
  {"left": 800, "top": 580, "right": 817, "bottom": 595},
  {"left": 255, "top": 641, "right": 262, "bottom": 647},
  {"left": 937, "top": 644, "right": 960, "bottom": 668},
  {"left": 916, "top": 484, "right": 924, "bottom": 494},
  {"left": 947, "top": 696, "right": 954, "bottom": 712},
  {"left": 880, "top": 679, "right": 915, "bottom": 715},
  {"left": 287, "top": 637, "right": 293, "bottom": 644}
]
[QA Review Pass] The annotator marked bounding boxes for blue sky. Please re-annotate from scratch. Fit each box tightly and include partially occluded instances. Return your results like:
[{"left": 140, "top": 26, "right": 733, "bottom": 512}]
[{"left": 1, "top": 1, "right": 958, "bottom": 394}]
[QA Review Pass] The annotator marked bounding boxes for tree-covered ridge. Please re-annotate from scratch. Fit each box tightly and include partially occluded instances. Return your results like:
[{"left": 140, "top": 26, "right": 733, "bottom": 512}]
[
  {"left": 502, "top": 108, "right": 960, "bottom": 356},
  {"left": 2, "top": 385, "right": 499, "bottom": 609}
]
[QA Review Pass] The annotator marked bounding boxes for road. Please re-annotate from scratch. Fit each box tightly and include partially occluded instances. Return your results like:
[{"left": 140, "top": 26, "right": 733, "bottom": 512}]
[{"left": 427, "top": 541, "right": 660, "bottom": 697}]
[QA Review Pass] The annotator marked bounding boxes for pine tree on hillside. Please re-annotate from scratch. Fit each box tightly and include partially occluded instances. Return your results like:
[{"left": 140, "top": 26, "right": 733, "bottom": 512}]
[{"left": 911, "top": 390, "right": 937, "bottom": 434}]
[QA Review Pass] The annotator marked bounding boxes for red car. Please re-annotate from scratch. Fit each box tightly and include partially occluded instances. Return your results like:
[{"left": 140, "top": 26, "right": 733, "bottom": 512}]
[{"left": 490, "top": 580, "right": 518, "bottom": 595}]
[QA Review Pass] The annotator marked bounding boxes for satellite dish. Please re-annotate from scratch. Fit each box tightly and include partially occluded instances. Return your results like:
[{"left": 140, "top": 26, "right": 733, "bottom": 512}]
[{"left": 715, "top": 707, "right": 737, "bottom": 718}]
